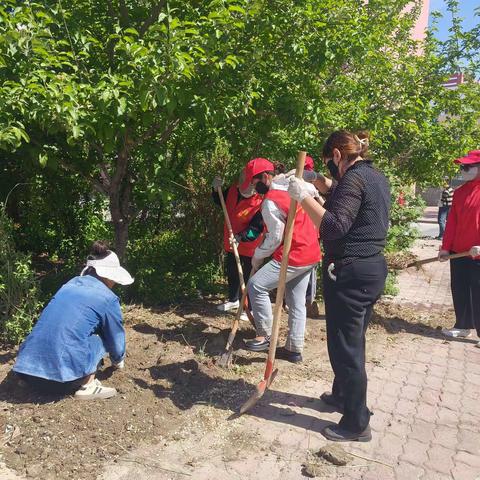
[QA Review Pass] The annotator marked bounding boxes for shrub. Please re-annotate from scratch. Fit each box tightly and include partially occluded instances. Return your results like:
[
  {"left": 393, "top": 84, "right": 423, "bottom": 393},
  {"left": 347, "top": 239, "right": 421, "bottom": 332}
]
[{"left": 0, "top": 205, "right": 41, "bottom": 344}]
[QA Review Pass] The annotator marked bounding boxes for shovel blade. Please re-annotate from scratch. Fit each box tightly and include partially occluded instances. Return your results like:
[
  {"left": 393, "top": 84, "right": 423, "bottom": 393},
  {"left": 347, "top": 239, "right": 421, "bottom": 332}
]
[
  {"left": 216, "top": 348, "right": 233, "bottom": 369},
  {"left": 238, "top": 368, "right": 278, "bottom": 415}
]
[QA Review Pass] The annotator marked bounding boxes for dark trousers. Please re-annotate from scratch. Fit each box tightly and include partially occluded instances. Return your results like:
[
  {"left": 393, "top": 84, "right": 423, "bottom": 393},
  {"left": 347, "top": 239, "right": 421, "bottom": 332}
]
[
  {"left": 226, "top": 251, "right": 253, "bottom": 302},
  {"left": 437, "top": 206, "right": 450, "bottom": 239},
  {"left": 323, "top": 255, "right": 387, "bottom": 433},
  {"left": 450, "top": 257, "right": 480, "bottom": 335},
  {"left": 16, "top": 373, "right": 85, "bottom": 395}
]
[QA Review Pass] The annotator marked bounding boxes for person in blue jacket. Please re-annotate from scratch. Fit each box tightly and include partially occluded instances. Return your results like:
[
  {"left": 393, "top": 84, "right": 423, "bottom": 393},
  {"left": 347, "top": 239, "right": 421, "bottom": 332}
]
[{"left": 13, "top": 241, "right": 134, "bottom": 400}]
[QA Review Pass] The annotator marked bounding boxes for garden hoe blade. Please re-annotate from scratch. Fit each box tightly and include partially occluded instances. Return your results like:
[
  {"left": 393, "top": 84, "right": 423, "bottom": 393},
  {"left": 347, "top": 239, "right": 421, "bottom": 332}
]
[{"left": 239, "top": 150, "right": 306, "bottom": 415}]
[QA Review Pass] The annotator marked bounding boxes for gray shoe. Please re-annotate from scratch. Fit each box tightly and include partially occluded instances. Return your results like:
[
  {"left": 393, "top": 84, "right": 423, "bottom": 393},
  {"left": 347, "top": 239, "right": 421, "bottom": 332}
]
[
  {"left": 244, "top": 336, "right": 270, "bottom": 352},
  {"left": 322, "top": 424, "right": 372, "bottom": 442}
]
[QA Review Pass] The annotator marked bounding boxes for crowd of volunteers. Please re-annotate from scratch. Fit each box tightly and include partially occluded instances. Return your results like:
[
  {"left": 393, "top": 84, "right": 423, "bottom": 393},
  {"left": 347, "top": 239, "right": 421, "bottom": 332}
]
[{"left": 11, "top": 130, "right": 480, "bottom": 443}]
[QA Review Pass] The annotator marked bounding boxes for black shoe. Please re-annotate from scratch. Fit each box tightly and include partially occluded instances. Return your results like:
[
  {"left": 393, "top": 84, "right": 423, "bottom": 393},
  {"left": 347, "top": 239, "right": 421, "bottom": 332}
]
[
  {"left": 320, "top": 392, "right": 344, "bottom": 413},
  {"left": 275, "top": 347, "right": 302, "bottom": 363},
  {"left": 244, "top": 337, "right": 270, "bottom": 352},
  {"left": 322, "top": 424, "right": 372, "bottom": 442}
]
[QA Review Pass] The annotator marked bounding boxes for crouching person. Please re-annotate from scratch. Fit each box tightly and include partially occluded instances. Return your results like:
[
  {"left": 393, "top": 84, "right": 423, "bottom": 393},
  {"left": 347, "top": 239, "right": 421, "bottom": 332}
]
[{"left": 12, "top": 241, "right": 134, "bottom": 400}]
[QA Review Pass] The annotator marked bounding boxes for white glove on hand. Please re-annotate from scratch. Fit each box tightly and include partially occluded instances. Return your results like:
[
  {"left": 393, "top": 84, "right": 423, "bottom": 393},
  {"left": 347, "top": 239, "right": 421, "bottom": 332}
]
[
  {"left": 469, "top": 246, "right": 480, "bottom": 258},
  {"left": 251, "top": 255, "right": 264, "bottom": 271},
  {"left": 212, "top": 176, "right": 223, "bottom": 190},
  {"left": 229, "top": 235, "right": 239, "bottom": 250},
  {"left": 113, "top": 359, "right": 125, "bottom": 369},
  {"left": 438, "top": 250, "right": 449, "bottom": 262},
  {"left": 288, "top": 176, "right": 319, "bottom": 203}
]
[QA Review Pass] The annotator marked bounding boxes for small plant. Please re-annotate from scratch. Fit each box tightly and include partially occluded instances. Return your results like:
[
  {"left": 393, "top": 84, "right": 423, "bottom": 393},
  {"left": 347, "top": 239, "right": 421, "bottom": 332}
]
[{"left": 0, "top": 204, "right": 41, "bottom": 343}]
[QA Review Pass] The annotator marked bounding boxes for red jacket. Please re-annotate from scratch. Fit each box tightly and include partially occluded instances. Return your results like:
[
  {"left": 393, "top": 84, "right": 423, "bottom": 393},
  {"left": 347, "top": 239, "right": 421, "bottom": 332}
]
[
  {"left": 223, "top": 183, "right": 263, "bottom": 257},
  {"left": 264, "top": 189, "right": 322, "bottom": 267},
  {"left": 442, "top": 179, "right": 480, "bottom": 256}
]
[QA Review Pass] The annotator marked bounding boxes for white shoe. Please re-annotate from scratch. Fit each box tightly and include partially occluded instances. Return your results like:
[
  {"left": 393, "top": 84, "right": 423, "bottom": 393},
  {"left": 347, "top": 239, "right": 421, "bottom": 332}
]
[
  {"left": 216, "top": 300, "right": 239, "bottom": 312},
  {"left": 441, "top": 328, "right": 472, "bottom": 338},
  {"left": 240, "top": 312, "right": 249, "bottom": 321},
  {"left": 476, "top": 341, "right": 480, "bottom": 349},
  {"left": 74, "top": 379, "right": 117, "bottom": 400}
]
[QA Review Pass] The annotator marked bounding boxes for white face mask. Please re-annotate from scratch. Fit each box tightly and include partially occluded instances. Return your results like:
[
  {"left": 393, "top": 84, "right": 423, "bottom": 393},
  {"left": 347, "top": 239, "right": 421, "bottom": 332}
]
[{"left": 461, "top": 166, "right": 479, "bottom": 181}]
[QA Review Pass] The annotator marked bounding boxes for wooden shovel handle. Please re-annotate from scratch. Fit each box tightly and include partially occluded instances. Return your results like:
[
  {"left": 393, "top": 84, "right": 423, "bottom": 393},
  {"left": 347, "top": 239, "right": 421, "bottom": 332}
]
[
  {"left": 264, "top": 151, "right": 306, "bottom": 379},
  {"left": 408, "top": 250, "right": 470, "bottom": 268}
]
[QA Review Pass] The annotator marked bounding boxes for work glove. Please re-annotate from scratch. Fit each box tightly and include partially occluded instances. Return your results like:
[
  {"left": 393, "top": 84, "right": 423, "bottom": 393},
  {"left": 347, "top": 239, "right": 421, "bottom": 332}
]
[
  {"left": 288, "top": 176, "right": 319, "bottom": 203},
  {"left": 469, "top": 246, "right": 480, "bottom": 258},
  {"left": 212, "top": 176, "right": 223, "bottom": 190},
  {"left": 229, "top": 235, "right": 239, "bottom": 250},
  {"left": 438, "top": 249, "right": 449, "bottom": 262},
  {"left": 112, "top": 359, "right": 125, "bottom": 369},
  {"left": 251, "top": 255, "right": 264, "bottom": 271}
]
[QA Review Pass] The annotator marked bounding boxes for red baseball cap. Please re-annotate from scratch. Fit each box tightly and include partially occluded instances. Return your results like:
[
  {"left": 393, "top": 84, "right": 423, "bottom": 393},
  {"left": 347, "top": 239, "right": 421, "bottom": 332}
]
[
  {"left": 240, "top": 158, "right": 274, "bottom": 190},
  {"left": 454, "top": 150, "right": 480, "bottom": 165},
  {"left": 304, "top": 155, "right": 314, "bottom": 171}
]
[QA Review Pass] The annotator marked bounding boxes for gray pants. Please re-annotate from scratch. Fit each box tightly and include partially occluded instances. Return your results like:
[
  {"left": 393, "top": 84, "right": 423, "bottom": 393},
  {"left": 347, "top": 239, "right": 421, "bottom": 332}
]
[{"left": 248, "top": 259, "right": 316, "bottom": 353}]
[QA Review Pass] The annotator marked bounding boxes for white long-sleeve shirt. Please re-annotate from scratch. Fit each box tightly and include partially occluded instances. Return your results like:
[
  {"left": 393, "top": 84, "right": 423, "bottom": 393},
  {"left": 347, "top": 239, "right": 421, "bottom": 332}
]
[{"left": 253, "top": 181, "right": 288, "bottom": 260}]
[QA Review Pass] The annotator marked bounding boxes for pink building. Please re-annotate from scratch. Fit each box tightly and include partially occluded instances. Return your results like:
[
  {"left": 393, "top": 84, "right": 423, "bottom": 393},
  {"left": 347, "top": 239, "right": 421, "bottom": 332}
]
[{"left": 411, "top": 0, "right": 430, "bottom": 41}]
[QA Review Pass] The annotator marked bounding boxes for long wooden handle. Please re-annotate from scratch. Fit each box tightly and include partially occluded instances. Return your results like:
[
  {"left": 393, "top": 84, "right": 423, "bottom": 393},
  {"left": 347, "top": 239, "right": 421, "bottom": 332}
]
[
  {"left": 264, "top": 151, "right": 306, "bottom": 379},
  {"left": 408, "top": 250, "right": 470, "bottom": 268},
  {"left": 217, "top": 186, "right": 246, "bottom": 293}
]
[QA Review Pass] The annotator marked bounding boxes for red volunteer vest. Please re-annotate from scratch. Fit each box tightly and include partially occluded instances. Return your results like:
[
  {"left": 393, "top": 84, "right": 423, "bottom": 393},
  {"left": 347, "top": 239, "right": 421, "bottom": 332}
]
[
  {"left": 264, "top": 189, "right": 322, "bottom": 267},
  {"left": 223, "top": 183, "right": 264, "bottom": 257}
]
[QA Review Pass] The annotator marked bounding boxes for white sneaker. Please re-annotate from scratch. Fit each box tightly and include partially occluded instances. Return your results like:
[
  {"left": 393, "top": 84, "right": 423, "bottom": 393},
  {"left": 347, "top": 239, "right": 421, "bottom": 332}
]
[
  {"left": 476, "top": 341, "right": 480, "bottom": 349},
  {"left": 74, "top": 378, "right": 117, "bottom": 400},
  {"left": 240, "top": 312, "right": 249, "bottom": 321},
  {"left": 441, "top": 328, "right": 472, "bottom": 338},
  {"left": 216, "top": 300, "right": 239, "bottom": 312}
]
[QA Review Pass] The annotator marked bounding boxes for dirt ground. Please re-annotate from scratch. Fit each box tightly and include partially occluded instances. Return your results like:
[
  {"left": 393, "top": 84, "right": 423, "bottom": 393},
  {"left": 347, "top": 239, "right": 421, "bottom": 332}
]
[{"left": 0, "top": 297, "right": 455, "bottom": 480}]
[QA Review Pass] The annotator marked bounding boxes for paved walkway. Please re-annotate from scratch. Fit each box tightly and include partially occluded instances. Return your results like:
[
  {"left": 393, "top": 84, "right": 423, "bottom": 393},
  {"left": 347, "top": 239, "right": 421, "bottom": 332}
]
[
  {"left": 394, "top": 238, "right": 453, "bottom": 309},
  {"left": 102, "top": 239, "right": 480, "bottom": 480}
]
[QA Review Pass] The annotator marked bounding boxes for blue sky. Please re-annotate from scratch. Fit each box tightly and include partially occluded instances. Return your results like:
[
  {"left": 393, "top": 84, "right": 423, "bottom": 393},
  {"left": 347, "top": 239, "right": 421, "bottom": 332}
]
[{"left": 429, "top": 0, "right": 480, "bottom": 40}]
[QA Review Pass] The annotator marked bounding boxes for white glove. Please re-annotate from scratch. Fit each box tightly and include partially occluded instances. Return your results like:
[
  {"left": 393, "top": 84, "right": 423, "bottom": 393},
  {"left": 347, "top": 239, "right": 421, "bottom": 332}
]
[
  {"left": 251, "top": 255, "right": 264, "bottom": 271},
  {"left": 113, "top": 359, "right": 125, "bottom": 369},
  {"left": 288, "top": 176, "right": 319, "bottom": 203},
  {"left": 212, "top": 176, "right": 223, "bottom": 190},
  {"left": 229, "top": 235, "right": 239, "bottom": 250},
  {"left": 438, "top": 250, "right": 449, "bottom": 262},
  {"left": 469, "top": 246, "right": 480, "bottom": 258}
]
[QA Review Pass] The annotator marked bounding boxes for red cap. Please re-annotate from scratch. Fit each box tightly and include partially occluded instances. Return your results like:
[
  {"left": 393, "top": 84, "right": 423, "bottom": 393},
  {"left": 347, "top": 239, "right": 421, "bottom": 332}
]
[
  {"left": 240, "top": 158, "right": 274, "bottom": 190},
  {"left": 304, "top": 156, "right": 314, "bottom": 171},
  {"left": 454, "top": 150, "right": 480, "bottom": 165}
]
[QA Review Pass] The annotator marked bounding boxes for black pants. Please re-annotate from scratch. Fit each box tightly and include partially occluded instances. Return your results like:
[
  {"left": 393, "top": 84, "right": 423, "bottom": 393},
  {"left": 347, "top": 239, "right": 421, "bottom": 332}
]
[
  {"left": 16, "top": 373, "right": 85, "bottom": 395},
  {"left": 323, "top": 255, "right": 387, "bottom": 433},
  {"left": 450, "top": 257, "right": 480, "bottom": 335},
  {"left": 226, "top": 252, "right": 253, "bottom": 302}
]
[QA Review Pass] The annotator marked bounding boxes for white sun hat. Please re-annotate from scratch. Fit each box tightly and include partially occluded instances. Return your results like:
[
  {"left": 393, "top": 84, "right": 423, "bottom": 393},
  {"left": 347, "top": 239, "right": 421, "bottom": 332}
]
[{"left": 81, "top": 251, "right": 134, "bottom": 285}]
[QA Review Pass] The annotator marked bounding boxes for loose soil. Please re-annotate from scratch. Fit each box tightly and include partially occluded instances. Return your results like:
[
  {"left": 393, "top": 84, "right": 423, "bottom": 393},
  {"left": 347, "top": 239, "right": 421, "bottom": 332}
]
[{"left": 0, "top": 297, "right": 455, "bottom": 479}]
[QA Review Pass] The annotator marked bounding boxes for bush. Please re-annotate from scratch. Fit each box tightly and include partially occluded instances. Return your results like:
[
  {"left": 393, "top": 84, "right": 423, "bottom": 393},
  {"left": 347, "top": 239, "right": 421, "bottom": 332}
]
[
  {"left": 126, "top": 230, "right": 223, "bottom": 305},
  {"left": 0, "top": 205, "right": 41, "bottom": 344}
]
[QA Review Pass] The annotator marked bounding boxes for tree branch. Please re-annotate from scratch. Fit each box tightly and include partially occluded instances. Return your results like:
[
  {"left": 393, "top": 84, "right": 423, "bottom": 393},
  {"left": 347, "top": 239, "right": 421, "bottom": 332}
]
[
  {"left": 139, "top": 1, "right": 167, "bottom": 37},
  {"left": 118, "top": 0, "right": 130, "bottom": 28}
]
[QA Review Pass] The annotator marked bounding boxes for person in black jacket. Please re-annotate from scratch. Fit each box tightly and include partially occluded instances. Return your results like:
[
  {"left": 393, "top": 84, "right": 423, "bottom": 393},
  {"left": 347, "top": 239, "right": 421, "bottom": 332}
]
[{"left": 288, "top": 130, "right": 390, "bottom": 442}]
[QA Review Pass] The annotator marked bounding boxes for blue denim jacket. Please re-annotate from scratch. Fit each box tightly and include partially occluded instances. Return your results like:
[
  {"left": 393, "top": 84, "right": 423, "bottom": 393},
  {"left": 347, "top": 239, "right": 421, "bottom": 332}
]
[{"left": 13, "top": 275, "right": 125, "bottom": 382}]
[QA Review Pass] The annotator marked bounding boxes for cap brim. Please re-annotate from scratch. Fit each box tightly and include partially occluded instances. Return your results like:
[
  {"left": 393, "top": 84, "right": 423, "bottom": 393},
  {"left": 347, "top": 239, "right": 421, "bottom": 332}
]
[{"left": 94, "top": 266, "right": 134, "bottom": 285}]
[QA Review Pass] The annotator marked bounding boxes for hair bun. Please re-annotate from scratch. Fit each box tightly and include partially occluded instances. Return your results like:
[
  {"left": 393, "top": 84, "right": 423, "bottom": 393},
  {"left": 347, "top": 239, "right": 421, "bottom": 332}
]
[{"left": 89, "top": 240, "right": 110, "bottom": 259}]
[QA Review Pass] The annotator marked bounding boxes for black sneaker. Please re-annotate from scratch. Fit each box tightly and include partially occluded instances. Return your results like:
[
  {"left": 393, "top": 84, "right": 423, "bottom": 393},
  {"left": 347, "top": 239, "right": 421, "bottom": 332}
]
[
  {"left": 275, "top": 347, "right": 302, "bottom": 363},
  {"left": 322, "top": 424, "right": 372, "bottom": 442},
  {"left": 320, "top": 392, "right": 344, "bottom": 413},
  {"left": 244, "top": 336, "right": 270, "bottom": 352}
]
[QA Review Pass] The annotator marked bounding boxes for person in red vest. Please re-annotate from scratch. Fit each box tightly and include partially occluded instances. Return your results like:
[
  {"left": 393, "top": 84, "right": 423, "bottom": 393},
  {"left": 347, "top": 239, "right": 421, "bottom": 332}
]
[
  {"left": 439, "top": 150, "right": 480, "bottom": 347},
  {"left": 211, "top": 170, "right": 264, "bottom": 318},
  {"left": 241, "top": 158, "right": 322, "bottom": 363}
]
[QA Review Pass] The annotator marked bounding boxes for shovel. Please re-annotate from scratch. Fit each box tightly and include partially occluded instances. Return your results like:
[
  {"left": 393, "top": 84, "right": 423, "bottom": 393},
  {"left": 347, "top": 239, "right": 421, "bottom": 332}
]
[
  {"left": 216, "top": 186, "right": 256, "bottom": 328},
  {"left": 239, "top": 150, "right": 306, "bottom": 415},
  {"left": 216, "top": 267, "right": 257, "bottom": 368},
  {"left": 406, "top": 248, "right": 476, "bottom": 268}
]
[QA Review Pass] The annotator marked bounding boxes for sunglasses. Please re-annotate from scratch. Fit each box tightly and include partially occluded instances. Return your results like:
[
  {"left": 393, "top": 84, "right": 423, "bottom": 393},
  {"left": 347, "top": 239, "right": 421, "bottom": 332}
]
[{"left": 460, "top": 163, "right": 480, "bottom": 171}]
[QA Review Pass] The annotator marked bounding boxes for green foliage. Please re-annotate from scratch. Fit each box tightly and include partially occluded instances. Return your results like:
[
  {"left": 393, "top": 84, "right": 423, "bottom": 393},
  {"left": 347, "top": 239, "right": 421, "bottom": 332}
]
[
  {"left": 386, "top": 181, "right": 425, "bottom": 253},
  {"left": 383, "top": 271, "right": 400, "bottom": 297},
  {"left": 127, "top": 230, "right": 222, "bottom": 304},
  {"left": 0, "top": 205, "right": 40, "bottom": 344}
]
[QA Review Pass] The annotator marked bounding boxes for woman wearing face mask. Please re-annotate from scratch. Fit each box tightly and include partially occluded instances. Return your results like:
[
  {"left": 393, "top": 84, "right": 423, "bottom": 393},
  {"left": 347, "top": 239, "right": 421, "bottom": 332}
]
[
  {"left": 211, "top": 169, "right": 264, "bottom": 318},
  {"left": 439, "top": 150, "right": 480, "bottom": 347},
  {"left": 242, "top": 157, "right": 322, "bottom": 363},
  {"left": 288, "top": 130, "right": 390, "bottom": 442}
]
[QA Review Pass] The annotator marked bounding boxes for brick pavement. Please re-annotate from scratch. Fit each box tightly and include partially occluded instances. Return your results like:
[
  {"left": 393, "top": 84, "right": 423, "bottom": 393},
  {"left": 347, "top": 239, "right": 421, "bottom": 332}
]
[{"left": 101, "top": 239, "right": 480, "bottom": 480}]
